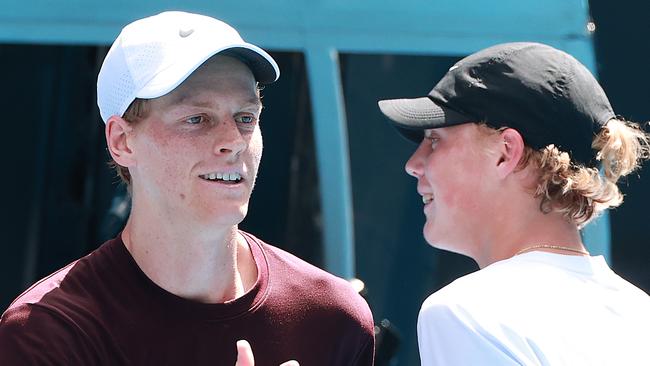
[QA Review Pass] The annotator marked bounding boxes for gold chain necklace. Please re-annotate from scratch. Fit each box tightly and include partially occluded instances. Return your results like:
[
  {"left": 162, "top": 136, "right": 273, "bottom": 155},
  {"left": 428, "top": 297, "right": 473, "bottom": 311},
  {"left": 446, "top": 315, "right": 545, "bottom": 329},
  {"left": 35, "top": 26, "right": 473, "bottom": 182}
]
[{"left": 515, "top": 244, "right": 590, "bottom": 256}]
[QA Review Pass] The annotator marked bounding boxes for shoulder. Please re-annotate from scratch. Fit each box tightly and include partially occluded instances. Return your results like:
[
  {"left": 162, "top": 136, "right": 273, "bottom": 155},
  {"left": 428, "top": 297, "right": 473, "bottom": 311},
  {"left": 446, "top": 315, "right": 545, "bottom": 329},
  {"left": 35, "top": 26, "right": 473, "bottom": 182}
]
[
  {"left": 243, "top": 231, "right": 374, "bottom": 328},
  {"left": 0, "top": 239, "right": 119, "bottom": 364},
  {"left": 422, "top": 259, "right": 516, "bottom": 307},
  {"left": 243, "top": 232, "right": 375, "bottom": 365},
  {"left": 422, "top": 253, "right": 570, "bottom": 309},
  {"left": 0, "top": 301, "right": 94, "bottom": 364},
  {"left": 1, "top": 301, "right": 76, "bottom": 338},
  {"left": 6, "top": 239, "right": 116, "bottom": 313},
  {"left": 246, "top": 232, "right": 364, "bottom": 294},
  {"left": 416, "top": 260, "right": 545, "bottom": 365},
  {"left": 418, "top": 256, "right": 548, "bottom": 332},
  {"left": 5, "top": 259, "right": 81, "bottom": 315}
]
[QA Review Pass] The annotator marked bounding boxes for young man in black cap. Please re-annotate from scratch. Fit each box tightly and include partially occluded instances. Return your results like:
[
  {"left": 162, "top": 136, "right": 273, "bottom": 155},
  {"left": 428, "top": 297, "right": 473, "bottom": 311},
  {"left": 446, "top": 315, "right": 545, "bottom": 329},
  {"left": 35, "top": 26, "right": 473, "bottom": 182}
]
[
  {"left": 379, "top": 42, "right": 650, "bottom": 365},
  {"left": 0, "top": 11, "right": 374, "bottom": 365}
]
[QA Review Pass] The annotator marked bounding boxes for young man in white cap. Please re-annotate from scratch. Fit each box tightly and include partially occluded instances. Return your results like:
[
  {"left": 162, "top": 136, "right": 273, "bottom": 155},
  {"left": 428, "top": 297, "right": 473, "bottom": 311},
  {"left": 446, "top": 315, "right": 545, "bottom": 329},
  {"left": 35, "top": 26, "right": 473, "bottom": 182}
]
[
  {"left": 379, "top": 42, "right": 650, "bottom": 365},
  {"left": 0, "top": 11, "right": 374, "bottom": 365}
]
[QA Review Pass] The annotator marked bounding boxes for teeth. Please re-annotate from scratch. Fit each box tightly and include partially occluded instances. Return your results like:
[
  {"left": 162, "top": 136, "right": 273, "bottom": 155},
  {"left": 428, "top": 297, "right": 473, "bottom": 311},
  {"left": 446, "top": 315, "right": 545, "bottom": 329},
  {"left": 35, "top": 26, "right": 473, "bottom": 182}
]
[
  {"left": 225, "top": 173, "right": 241, "bottom": 181},
  {"left": 422, "top": 195, "right": 433, "bottom": 204},
  {"left": 200, "top": 172, "right": 242, "bottom": 181}
]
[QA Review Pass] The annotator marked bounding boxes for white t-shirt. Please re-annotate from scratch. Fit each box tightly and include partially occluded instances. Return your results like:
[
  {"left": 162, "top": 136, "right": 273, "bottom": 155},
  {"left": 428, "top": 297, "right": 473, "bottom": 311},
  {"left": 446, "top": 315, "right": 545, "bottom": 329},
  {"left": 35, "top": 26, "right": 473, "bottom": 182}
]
[{"left": 417, "top": 252, "right": 650, "bottom": 365}]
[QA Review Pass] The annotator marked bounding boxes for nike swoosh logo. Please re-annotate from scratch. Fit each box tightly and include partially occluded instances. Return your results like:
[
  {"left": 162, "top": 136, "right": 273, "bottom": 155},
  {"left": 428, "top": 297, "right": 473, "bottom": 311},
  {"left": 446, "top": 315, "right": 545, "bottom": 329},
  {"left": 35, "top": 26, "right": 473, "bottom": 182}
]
[{"left": 179, "top": 28, "right": 194, "bottom": 38}]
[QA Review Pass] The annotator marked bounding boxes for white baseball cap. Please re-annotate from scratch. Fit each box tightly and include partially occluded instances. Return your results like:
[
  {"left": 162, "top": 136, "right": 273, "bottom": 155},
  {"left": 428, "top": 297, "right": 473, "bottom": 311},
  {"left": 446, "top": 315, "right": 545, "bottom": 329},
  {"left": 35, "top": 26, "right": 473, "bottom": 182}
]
[{"left": 96, "top": 11, "right": 280, "bottom": 123}]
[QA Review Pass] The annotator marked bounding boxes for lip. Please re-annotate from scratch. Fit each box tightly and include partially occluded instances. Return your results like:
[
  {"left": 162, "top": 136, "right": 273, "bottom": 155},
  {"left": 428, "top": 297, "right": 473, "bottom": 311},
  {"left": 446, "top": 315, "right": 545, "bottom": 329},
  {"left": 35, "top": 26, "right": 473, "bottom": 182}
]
[
  {"left": 197, "top": 177, "right": 249, "bottom": 195},
  {"left": 416, "top": 183, "right": 431, "bottom": 197},
  {"left": 418, "top": 190, "right": 434, "bottom": 215}
]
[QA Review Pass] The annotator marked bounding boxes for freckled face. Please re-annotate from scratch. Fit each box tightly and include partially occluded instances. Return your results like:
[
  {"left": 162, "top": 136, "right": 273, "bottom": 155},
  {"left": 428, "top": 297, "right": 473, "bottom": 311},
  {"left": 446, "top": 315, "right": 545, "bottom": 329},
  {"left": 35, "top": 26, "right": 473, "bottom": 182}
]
[
  {"left": 405, "top": 124, "right": 498, "bottom": 254},
  {"left": 128, "top": 56, "right": 263, "bottom": 227}
]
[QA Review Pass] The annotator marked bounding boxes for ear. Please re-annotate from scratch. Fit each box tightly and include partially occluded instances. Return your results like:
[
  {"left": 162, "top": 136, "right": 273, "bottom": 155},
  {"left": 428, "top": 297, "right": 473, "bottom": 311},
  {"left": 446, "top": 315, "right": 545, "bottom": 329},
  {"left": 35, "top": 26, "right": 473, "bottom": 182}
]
[
  {"left": 495, "top": 128, "right": 525, "bottom": 179},
  {"left": 105, "top": 116, "right": 136, "bottom": 168}
]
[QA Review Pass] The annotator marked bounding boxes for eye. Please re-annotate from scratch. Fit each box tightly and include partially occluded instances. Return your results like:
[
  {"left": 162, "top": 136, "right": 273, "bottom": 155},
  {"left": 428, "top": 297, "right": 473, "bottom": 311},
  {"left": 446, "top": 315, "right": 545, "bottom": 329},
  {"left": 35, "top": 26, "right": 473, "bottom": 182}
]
[
  {"left": 235, "top": 114, "right": 257, "bottom": 124},
  {"left": 185, "top": 115, "right": 206, "bottom": 125},
  {"left": 425, "top": 135, "right": 439, "bottom": 149},
  {"left": 430, "top": 137, "right": 439, "bottom": 149}
]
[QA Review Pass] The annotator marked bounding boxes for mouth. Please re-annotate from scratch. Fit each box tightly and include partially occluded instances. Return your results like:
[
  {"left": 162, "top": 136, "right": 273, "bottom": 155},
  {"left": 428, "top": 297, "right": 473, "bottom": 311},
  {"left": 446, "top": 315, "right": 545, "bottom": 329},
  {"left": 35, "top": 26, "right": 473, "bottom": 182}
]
[
  {"left": 422, "top": 194, "right": 434, "bottom": 205},
  {"left": 199, "top": 172, "right": 243, "bottom": 185}
]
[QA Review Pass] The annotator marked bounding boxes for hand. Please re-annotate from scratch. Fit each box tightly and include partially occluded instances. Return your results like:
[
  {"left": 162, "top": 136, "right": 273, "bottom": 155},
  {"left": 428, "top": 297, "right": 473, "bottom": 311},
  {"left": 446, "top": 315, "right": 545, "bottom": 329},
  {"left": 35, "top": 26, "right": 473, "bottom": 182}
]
[{"left": 235, "top": 340, "right": 299, "bottom": 366}]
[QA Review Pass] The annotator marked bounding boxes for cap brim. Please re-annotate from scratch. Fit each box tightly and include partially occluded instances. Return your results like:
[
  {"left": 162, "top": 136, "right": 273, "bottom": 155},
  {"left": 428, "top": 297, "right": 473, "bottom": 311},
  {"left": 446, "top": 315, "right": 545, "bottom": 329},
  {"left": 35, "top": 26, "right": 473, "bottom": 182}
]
[
  {"left": 221, "top": 45, "right": 279, "bottom": 84},
  {"left": 378, "top": 97, "right": 470, "bottom": 142},
  {"left": 137, "top": 43, "right": 279, "bottom": 101}
]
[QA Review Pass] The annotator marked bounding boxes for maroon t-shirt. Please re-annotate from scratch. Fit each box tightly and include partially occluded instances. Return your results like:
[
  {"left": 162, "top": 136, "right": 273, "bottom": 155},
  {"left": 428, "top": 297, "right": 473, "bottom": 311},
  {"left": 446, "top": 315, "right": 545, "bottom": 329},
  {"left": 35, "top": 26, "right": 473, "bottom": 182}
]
[{"left": 0, "top": 232, "right": 374, "bottom": 365}]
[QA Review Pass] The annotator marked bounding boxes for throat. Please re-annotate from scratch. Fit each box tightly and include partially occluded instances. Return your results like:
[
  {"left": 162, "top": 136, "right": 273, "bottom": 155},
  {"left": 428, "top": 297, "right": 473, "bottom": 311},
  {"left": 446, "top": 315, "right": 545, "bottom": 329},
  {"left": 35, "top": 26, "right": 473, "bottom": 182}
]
[{"left": 123, "top": 226, "right": 256, "bottom": 303}]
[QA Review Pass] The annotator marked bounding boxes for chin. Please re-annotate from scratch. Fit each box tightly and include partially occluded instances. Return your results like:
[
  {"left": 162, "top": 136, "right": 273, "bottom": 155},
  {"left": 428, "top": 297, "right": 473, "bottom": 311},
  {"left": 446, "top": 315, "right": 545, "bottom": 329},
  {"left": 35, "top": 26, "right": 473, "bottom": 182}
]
[
  {"left": 422, "top": 222, "right": 438, "bottom": 246},
  {"left": 197, "top": 204, "right": 249, "bottom": 227},
  {"left": 423, "top": 224, "right": 460, "bottom": 253}
]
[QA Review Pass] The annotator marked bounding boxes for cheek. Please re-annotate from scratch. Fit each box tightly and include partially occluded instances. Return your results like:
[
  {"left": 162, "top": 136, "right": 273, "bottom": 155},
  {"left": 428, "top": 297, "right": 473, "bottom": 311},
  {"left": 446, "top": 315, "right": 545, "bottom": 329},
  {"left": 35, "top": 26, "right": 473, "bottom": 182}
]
[
  {"left": 429, "top": 151, "right": 486, "bottom": 211},
  {"left": 135, "top": 130, "right": 195, "bottom": 180},
  {"left": 249, "top": 130, "right": 263, "bottom": 167},
  {"left": 136, "top": 125, "right": 175, "bottom": 156}
]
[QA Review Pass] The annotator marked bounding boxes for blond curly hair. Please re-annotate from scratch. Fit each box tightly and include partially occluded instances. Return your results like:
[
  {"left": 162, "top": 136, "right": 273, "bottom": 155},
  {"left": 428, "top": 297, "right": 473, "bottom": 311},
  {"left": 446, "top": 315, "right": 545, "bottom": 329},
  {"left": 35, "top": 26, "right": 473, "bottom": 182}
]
[{"left": 517, "top": 119, "right": 650, "bottom": 227}]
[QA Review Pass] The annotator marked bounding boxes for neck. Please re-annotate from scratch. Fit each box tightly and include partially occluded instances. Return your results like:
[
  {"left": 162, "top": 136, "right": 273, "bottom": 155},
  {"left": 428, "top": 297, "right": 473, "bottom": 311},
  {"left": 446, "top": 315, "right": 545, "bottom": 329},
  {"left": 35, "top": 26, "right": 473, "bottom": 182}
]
[
  {"left": 121, "top": 202, "right": 257, "bottom": 303},
  {"left": 472, "top": 202, "right": 584, "bottom": 269}
]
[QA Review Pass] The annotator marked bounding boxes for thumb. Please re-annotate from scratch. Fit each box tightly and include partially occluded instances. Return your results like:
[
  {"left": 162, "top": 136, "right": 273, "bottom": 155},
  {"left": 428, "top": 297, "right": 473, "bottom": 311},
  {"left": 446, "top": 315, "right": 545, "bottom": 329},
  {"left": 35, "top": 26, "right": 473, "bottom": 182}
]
[{"left": 235, "top": 340, "right": 255, "bottom": 366}]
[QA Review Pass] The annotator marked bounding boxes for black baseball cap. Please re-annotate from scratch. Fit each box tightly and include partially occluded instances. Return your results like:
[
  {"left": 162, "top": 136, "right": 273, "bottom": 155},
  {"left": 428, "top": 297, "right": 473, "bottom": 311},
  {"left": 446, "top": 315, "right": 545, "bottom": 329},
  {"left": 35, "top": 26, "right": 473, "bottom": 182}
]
[{"left": 378, "top": 42, "right": 615, "bottom": 167}]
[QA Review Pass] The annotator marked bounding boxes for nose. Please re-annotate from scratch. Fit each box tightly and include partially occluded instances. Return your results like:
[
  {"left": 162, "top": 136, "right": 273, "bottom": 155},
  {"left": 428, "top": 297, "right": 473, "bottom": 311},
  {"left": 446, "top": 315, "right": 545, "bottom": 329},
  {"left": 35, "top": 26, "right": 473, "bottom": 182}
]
[
  {"left": 405, "top": 140, "right": 427, "bottom": 178},
  {"left": 213, "top": 118, "right": 247, "bottom": 157}
]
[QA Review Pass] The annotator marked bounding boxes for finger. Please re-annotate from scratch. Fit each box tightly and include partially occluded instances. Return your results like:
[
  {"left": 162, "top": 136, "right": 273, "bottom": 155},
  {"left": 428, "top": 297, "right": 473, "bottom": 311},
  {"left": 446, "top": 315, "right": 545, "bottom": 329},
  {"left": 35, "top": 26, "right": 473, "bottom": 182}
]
[
  {"left": 280, "top": 361, "right": 300, "bottom": 366},
  {"left": 235, "top": 340, "right": 255, "bottom": 366}
]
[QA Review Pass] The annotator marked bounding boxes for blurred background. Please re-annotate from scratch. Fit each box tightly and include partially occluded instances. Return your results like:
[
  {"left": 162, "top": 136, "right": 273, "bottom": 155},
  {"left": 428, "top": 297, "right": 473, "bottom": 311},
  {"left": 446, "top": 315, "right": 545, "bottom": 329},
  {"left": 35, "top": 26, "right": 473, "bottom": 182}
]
[{"left": 1, "top": 1, "right": 648, "bottom": 365}]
